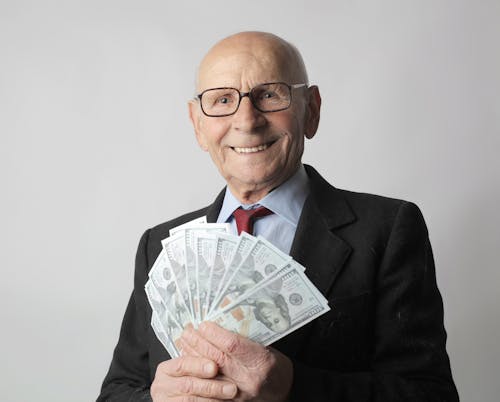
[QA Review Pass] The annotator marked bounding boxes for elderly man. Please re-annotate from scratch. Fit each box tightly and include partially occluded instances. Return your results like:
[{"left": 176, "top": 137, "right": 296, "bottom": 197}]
[{"left": 97, "top": 32, "right": 459, "bottom": 401}]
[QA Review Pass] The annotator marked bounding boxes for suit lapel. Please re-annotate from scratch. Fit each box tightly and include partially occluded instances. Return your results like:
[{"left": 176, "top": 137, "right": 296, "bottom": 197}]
[
  {"left": 290, "top": 165, "right": 355, "bottom": 297},
  {"left": 290, "top": 198, "right": 352, "bottom": 297},
  {"left": 274, "top": 166, "right": 356, "bottom": 359},
  {"left": 205, "top": 188, "right": 226, "bottom": 223}
]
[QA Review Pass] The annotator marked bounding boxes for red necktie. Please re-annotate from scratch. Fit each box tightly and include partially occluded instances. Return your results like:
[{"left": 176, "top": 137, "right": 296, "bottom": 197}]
[{"left": 232, "top": 206, "right": 273, "bottom": 235}]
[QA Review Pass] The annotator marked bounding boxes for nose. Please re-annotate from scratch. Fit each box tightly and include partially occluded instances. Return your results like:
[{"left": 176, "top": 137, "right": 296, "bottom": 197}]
[{"left": 232, "top": 95, "right": 266, "bottom": 132}]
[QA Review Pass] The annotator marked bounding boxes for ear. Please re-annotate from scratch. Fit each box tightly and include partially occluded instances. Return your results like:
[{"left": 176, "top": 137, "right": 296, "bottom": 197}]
[
  {"left": 304, "top": 85, "right": 321, "bottom": 139},
  {"left": 188, "top": 99, "right": 208, "bottom": 151}
]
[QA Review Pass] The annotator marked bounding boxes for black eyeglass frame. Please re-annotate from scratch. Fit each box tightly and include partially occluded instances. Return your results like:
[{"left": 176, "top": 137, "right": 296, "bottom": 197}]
[{"left": 196, "top": 82, "right": 308, "bottom": 117}]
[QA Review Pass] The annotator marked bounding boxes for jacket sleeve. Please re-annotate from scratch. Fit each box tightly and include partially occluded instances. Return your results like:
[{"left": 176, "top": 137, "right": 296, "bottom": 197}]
[
  {"left": 97, "top": 229, "right": 154, "bottom": 402},
  {"left": 289, "top": 202, "right": 459, "bottom": 401}
]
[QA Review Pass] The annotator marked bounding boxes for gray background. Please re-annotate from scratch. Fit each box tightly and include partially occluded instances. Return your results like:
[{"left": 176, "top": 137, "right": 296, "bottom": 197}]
[{"left": 1, "top": 1, "right": 499, "bottom": 401}]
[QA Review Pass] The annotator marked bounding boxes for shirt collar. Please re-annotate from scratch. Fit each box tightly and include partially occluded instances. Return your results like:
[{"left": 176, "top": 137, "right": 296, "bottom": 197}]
[{"left": 216, "top": 164, "right": 310, "bottom": 227}]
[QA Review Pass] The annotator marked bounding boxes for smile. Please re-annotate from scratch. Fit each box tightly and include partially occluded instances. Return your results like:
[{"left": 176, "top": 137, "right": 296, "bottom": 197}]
[{"left": 232, "top": 141, "right": 276, "bottom": 154}]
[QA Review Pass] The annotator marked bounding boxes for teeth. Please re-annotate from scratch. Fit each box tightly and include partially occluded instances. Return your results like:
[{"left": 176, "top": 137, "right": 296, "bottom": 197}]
[{"left": 234, "top": 143, "right": 269, "bottom": 153}]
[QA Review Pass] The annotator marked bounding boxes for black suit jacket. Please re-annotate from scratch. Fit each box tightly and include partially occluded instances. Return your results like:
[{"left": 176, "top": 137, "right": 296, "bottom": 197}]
[{"left": 97, "top": 165, "right": 459, "bottom": 401}]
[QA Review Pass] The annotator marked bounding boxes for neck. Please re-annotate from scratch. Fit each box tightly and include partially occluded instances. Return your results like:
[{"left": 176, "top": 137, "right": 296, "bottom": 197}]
[
  {"left": 227, "top": 165, "right": 302, "bottom": 205},
  {"left": 228, "top": 185, "right": 272, "bottom": 205}
]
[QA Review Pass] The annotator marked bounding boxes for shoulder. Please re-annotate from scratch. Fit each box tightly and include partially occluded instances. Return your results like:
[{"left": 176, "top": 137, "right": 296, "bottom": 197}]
[
  {"left": 338, "top": 188, "right": 419, "bottom": 220},
  {"left": 305, "top": 164, "right": 426, "bottom": 234},
  {"left": 337, "top": 188, "right": 427, "bottom": 238}
]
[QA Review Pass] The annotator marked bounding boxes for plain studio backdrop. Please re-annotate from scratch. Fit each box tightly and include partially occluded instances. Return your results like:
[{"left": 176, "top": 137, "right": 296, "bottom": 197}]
[{"left": 1, "top": 1, "right": 499, "bottom": 401}]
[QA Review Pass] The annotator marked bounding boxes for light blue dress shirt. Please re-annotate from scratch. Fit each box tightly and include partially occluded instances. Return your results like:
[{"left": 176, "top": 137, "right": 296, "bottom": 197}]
[{"left": 216, "top": 164, "right": 310, "bottom": 254}]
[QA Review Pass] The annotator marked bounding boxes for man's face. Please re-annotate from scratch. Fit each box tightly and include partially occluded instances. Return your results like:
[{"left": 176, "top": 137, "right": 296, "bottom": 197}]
[{"left": 189, "top": 37, "right": 320, "bottom": 202}]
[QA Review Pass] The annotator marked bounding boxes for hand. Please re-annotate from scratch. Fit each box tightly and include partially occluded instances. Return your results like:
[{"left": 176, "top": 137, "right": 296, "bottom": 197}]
[
  {"left": 180, "top": 322, "right": 293, "bottom": 402},
  {"left": 150, "top": 354, "right": 237, "bottom": 402}
]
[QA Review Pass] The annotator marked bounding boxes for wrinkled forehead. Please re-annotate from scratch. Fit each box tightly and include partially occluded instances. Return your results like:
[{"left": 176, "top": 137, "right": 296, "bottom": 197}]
[{"left": 196, "top": 38, "right": 305, "bottom": 92}]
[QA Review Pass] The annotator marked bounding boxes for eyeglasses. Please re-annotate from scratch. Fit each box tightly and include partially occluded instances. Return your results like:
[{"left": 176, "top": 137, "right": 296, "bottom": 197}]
[{"left": 196, "top": 82, "right": 308, "bottom": 117}]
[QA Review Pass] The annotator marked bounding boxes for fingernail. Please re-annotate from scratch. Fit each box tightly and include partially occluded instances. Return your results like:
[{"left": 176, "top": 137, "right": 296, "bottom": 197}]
[
  {"left": 223, "top": 384, "right": 236, "bottom": 396},
  {"left": 203, "top": 362, "right": 214, "bottom": 375}
]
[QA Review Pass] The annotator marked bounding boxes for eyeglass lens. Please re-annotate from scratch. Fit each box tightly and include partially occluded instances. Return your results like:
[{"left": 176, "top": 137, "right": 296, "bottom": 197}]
[{"left": 201, "top": 83, "right": 292, "bottom": 117}]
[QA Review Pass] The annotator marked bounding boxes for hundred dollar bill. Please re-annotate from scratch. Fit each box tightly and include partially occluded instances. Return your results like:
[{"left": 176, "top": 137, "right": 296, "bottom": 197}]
[
  {"left": 148, "top": 249, "right": 192, "bottom": 327},
  {"left": 169, "top": 216, "right": 207, "bottom": 236},
  {"left": 145, "top": 279, "right": 166, "bottom": 319},
  {"left": 205, "top": 233, "right": 238, "bottom": 317},
  {"left": 151, "top": 312, "right": 180, "bottom": 358},
  {"left": 145, "top": 280, "right": 180, "bottom": 357},
  {"left": 211, "top": 262, "right": 330, "bottom": 346},
  {"left": 209, "top": 235, "right": 292, "bottom": 316},
  {"left": 207, "top": 232, "right": 257, "bottom": 317},
  {"left": 161, "top": 232, "right": 194, "bottom": 320},
  {"left": 194, "top": 233, "right": 217, "bottom": 321},
  {"left": 183, "top": 224, "right": 230, "bottom": 322}
]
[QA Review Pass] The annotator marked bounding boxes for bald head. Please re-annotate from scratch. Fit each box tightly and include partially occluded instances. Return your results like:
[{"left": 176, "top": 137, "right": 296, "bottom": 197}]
[{"left": 196, "top": 31, "right": 308, "bottom": 92}]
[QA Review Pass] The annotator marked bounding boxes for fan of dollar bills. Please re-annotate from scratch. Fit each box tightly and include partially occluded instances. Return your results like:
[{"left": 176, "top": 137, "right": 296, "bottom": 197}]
[{"left": 145, "top": 217, "right": 330, "bottom": 358}]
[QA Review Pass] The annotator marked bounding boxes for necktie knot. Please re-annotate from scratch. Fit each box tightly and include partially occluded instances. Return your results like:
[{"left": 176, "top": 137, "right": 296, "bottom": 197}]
[{"left": 232, "top": 206, "right": 273, "bottom": 235}]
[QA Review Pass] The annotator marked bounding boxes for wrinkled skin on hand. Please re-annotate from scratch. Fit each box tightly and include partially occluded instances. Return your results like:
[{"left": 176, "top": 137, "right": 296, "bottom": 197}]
[
  {"left": 150, "top": 353, "right": 238, "bottom": 402},
  {"left": 179, "top": 322, "right": 293, "bottom": 402}
]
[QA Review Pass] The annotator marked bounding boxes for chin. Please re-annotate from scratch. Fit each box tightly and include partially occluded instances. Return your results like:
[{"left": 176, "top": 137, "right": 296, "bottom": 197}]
[{"left": 230, "top": 165, "right": 267, "bottom": 182}]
